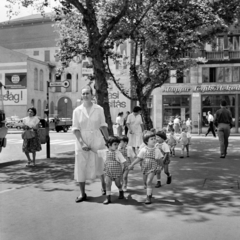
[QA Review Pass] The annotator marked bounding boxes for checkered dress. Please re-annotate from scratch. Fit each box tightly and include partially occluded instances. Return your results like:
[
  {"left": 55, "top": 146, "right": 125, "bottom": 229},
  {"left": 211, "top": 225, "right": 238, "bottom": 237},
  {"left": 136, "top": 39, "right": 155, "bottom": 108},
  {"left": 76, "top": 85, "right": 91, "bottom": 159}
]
[
  {"left": 142, "top": 148, "right": 158, "bottom": 175},
  {"left": 104, "top": 151, "right": 123, "bottom": 179}
]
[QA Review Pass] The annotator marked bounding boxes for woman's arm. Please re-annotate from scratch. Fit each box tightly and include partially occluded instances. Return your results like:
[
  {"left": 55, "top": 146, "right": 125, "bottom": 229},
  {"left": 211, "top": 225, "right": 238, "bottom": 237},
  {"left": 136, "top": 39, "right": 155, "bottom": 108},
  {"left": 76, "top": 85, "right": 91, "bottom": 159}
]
[
  {"left": 73, "top": 130, "right": 90, "bottom": 151},
  {"left": 100, "top": 126, "right": 109, "bottom": 141}
]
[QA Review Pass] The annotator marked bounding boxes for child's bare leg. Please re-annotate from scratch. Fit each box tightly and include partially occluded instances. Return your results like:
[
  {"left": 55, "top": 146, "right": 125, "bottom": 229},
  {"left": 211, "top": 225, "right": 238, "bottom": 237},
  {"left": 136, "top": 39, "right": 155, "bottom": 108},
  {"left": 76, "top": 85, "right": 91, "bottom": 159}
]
[
  {"left": 143, "top": 174, "right": 147, "bottom": 189},
  {"left": 186, "top": 144, "right": 190, "bottom": 157},
  {"left": 103, "top": 176, "right": 112, "bottom": 204},
  {"left": 180, "top": 145, "right": 185, "bottom": 158},
  {"left": 145, "top": 172, "right": 155, "bottom": 204},
  {"left": 123, "top": 170, "right": 129, "bottom": 191},
  {"left": 115, "top": 177, "right": 124, "bottom": 199},
  {"left": 164, "top": 165, "right": 172, "bottom": 184},
  {"left": 155, "top": 171, "right": 161, "bottom": 188}
]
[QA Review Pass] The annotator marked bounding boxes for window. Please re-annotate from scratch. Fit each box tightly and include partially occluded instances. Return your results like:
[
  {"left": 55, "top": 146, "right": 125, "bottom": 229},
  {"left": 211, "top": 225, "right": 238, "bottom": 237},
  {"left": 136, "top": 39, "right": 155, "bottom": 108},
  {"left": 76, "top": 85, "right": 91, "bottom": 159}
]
[
  {"left": 39, "top": 70, "right": 44, "bottom": 91},
  {"left": 233, "top": 67, "right": 240, "bottom": 82},
  {"left": 55, "top": 74, "right": 61, "bottom": 92},
  {"left": 210, "top": 68, "right": 216, "bottom": 82},
  {"left": 66, "top": 73, "right": 72, "bottom": 92},
  {"left": 76, "top": 74, "right": 78, "bottom": 92},
  {"left": 202, "top": 67, "right": 234, "bottom": 83},
  {"left": 55, "top": 50, "right": 59, "bottom": 62},
  {"left": 33, "top": 51, "right": 39, "bottom": 56},
  {"left": 44, "top": 50, "right": 50, "bottom": 62},
  {"left": 176, "top": 70, "right": 184, "bottom": 83},
  {"left": 34, "top": 68, "right": 38, "bottom": 90}
]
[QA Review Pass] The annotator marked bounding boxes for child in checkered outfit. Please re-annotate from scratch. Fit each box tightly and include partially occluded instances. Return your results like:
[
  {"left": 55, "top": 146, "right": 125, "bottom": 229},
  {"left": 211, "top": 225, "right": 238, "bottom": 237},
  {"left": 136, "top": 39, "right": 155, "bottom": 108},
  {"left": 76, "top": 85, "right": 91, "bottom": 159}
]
[
  {"left": 118, "top": 136, "right": 136, "bottom": 192},
  {"left": 155, "top": 131, "right": 172, "bottom": 188},
  {"left": 129, "top": 131, "right": 163, "bottom": 204},
  {"left": 98, "top": 136, "right": 127, "bottom": 204}
]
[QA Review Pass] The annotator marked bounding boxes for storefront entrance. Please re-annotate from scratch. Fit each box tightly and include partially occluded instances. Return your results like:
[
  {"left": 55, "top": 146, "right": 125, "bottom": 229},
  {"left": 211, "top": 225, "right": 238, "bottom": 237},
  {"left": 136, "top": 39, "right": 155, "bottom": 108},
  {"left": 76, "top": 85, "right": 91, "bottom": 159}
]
[
  {"left": 57, "top": 97, "right": 72, "bottom": 118},
  {"left": 163, "top": 95, "right": 191, "bottom": 126}
]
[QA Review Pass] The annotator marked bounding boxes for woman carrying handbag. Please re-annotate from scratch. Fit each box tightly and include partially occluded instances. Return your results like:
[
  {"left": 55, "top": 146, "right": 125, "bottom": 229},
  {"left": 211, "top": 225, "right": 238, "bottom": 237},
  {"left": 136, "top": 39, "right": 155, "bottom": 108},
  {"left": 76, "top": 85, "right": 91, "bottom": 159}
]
[{"left": 22, "top": 107, "right": 42, "bottom": 167}]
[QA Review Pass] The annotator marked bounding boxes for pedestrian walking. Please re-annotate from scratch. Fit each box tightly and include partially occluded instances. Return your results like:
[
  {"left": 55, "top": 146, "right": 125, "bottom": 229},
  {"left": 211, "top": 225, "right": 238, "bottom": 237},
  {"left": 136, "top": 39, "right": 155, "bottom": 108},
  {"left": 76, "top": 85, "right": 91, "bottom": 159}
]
[
  {"left": 129, "top": 131, "right": 163, "bottom": 204},
  {"left": 126, "top": 106, "right": 144, "bottom": 154},
  {"left": 168, "top": 129, "right": 177, "bottom": 157},
  {"left": 167, "top": 118, "right": 174, "bottom": 132},
  {"left": 73, "top": 85, "right": 109, "bottom": 203},
  {"left": 116, "top": 112, "right": 124, "bottom": 136},
  {"left": 205, "top": 111, "right": 216, "bottom": 137},
  {"left": 22, "top": 107, "right": 42, "bottom": 167},
  {"left": 186, "top": 118, "right": 192, "bottom": 133},
  {"left": 178, "top": 127, "right": 190, "bottom": 158},
  {"left": 173, "top": 115, "right": 180, "bottom": 133},
  {"left": 118, "top": 136, "right": 136, "bottom": 192},
  {"left": 214, "top": 100, "right": 233, "bottom": 158},
  {"left": 123, "top": 111, "right": 130, "bottom": 135},
  {"left": 98, "top": 136, "right": 127, "bottom": 204},
  {"left": 155, "top": 131, "right": 172, "bottom": 188}
]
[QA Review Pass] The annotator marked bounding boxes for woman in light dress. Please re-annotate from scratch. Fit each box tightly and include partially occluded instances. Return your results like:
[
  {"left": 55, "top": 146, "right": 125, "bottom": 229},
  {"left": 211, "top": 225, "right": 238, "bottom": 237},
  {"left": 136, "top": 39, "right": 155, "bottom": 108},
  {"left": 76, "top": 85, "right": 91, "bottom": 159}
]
[
  {"left": 126, "top": 106, "right": 144, "bottom": 154},
  {"left": 72, "top": 85, "right": 109, "bottom": 203},
  {"left": 22, "top": 107, "right": 42, "bottom": 167}
]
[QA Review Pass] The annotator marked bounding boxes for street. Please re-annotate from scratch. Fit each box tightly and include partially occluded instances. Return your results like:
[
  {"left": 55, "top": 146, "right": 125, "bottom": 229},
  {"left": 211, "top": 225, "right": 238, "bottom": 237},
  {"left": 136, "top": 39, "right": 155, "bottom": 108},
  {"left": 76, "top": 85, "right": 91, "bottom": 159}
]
[
  {"left": 0, "top": 132, "right": 75, "bottom": 164},
  {"left": 0, "top": 135, "right": 240, "bottom": 240}
]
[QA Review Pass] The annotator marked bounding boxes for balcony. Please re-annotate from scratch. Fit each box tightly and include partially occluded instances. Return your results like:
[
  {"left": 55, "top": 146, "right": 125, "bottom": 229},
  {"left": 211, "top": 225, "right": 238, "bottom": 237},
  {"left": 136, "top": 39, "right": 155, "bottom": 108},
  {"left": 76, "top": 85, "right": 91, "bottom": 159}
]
[{"left": 182, "top": 50, "right": 240, "bottom": 61}]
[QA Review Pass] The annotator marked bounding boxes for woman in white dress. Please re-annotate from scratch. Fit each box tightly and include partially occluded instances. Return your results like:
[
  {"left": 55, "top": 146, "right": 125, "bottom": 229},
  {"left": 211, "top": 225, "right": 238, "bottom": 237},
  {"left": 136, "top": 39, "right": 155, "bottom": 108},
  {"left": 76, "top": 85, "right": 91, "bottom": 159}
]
[
  {"left": 116, "top": 112, "right": 124, "bottom": 136},
  {"left": 72, "top": 85, "right": 109, "bottom": 203},
  {"left": 126, "top": 106, "right": 144, "bottom": 154}
]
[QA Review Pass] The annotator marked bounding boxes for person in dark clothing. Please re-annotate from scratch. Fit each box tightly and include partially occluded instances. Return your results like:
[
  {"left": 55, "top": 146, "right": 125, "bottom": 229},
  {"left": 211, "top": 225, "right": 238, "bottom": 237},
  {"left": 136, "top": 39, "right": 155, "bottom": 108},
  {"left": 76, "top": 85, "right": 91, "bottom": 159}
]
[
  {"left": 214, "top": 100, "right": 233, "bottom": 158},
  {"left": 205, "top": 111, "right": 216, "bottom": 137},
  {"left": 123, "top": 111, "right": 130, "bottom": 135}
]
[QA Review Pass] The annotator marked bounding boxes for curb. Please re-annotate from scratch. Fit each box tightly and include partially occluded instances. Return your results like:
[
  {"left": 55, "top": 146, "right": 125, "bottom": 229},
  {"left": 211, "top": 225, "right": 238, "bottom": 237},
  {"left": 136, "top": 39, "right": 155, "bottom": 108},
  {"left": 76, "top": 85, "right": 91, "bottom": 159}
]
[{"left": 0, "top": 160, "right": 25, "bottom": 168}]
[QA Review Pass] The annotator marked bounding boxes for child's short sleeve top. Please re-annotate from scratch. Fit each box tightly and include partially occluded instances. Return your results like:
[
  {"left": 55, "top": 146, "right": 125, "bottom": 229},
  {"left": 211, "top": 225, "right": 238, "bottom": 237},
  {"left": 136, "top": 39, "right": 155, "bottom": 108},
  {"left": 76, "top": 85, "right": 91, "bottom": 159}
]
[
  {"left": 156, "top": 142, "right": 170, "bottom": 154},
  {"left": 137, "top": 147, "right": 163, "bottom": 159}
]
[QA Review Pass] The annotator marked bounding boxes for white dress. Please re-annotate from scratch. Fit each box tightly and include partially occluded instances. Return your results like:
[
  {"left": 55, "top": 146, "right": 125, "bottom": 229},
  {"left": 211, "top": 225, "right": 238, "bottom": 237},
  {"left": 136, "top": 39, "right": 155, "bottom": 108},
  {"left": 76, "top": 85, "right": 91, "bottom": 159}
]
[
  {"left": 126, "top": 113, "right": 143, "bottom": 147},
  {"left": 72, "top": 104, "right": 107, "bottom": 182}
]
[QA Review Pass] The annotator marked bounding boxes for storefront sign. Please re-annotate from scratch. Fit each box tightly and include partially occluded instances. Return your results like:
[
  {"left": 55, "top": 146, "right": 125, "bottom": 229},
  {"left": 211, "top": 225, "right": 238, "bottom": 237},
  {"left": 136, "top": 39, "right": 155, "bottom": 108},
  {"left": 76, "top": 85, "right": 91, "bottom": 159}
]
[
  {"left": 5, "top": 73, "right": 27, "bottom": 89},
  {"left": 0, "top": 89, "right": 27, "bottom": 105},
  {"left": 163, "top": 85, "right": 240, "bottom": 93}
]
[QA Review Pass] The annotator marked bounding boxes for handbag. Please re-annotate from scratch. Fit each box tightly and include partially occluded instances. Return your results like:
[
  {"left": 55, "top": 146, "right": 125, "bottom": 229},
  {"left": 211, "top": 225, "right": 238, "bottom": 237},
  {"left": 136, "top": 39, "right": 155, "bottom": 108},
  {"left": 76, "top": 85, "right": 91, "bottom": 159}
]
[{"left": 22, "top": 129, "right": 35, "bottom": 139}]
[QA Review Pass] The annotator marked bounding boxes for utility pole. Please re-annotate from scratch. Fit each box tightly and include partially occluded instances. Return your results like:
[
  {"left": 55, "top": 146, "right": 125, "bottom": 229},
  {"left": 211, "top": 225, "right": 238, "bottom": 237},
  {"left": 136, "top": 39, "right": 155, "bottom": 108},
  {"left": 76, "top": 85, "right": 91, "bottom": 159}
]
[{"left": 45, "top": 81, "right": 50, "bottom": 158}]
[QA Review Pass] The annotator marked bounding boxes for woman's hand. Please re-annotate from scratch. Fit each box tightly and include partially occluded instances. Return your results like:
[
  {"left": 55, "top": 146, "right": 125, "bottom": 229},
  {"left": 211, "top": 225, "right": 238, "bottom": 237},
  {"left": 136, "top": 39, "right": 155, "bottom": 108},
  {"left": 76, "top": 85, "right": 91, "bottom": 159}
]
[{"left": 81, "top": 142, "right": 91, "bottom": 151}]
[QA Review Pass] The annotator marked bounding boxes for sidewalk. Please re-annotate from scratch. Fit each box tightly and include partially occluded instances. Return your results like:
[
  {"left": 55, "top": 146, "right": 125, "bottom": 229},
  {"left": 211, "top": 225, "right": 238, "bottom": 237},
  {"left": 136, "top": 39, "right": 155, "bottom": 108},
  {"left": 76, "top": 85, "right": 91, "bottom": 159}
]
[{"left": 0, "top": 137, "right": 240, "bottom": 240}]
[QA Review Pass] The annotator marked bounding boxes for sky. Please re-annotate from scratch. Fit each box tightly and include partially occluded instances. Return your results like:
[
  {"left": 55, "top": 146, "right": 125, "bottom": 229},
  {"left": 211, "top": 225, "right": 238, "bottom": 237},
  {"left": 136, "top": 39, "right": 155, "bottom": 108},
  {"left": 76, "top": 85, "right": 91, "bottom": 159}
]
[{"left": 0, "top": 0, "right": 58, "bottom": 22}]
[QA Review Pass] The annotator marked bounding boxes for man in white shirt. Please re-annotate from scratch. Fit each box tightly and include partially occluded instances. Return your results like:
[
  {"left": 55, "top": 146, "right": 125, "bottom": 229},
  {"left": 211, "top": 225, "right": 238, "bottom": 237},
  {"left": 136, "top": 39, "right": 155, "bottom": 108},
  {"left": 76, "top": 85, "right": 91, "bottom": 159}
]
[{"left": 205, "top": 111, "right": 216, "bottom": 137}]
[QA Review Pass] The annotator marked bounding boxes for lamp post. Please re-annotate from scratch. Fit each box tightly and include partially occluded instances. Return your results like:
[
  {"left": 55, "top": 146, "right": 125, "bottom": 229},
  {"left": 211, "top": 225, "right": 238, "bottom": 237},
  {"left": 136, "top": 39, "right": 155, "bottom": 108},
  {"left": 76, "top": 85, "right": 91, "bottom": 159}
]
[{"left": 64, "top": 98, "right": 68, "bottom": 118}]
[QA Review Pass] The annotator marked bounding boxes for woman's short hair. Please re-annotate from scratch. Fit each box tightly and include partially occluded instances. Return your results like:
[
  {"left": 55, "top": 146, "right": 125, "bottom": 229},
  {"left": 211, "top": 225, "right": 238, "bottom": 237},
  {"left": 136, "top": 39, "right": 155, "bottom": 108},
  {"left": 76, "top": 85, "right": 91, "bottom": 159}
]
[
  {"left": 133, "top": 106, "right": 142, "bottom": 113},
  {"left": 81, "top": 85, "right": 93, "bottom": 95},
  {"left": 118, "top": 112, "right": 123, "bottom": 116},
  {"left": 143, "top": 131, "right": 155, "bottom": 144},
  {"left": 107, "top": 136, "right": 120, "bottom": 146},
  {"left": 27, "top": 107, "right": 37, "bottom": 116},
  {"left": 119, "top": 135, "right": 129, "bottom": 143}
]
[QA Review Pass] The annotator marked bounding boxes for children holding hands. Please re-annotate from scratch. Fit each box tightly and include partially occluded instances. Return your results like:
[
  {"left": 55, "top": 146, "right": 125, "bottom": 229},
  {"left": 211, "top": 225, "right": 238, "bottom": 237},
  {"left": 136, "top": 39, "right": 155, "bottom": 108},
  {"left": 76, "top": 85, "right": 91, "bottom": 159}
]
[{"left": 128, "top": 131, "right": 163, "bottom": 204}]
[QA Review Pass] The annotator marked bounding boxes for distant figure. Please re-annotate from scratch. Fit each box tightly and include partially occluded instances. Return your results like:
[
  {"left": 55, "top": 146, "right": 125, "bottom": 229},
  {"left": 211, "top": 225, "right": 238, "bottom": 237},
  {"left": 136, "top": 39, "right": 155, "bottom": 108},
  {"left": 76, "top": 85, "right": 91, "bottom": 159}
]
[
  {"left": 167, "top": 118, "right": 174, "bottom": 132},
  {"left": 214, "top": 100, "right": 233, "bottom": 158},
  {"left": 205, "top": 111, "right": 216, "bottom": 137},
  {"left": 123, "top": 111, "right": 130, "bottom": 135},
  {"left": 186, "top": 118, "right": 192, "bottom": 133},
  {"left": 168, "top": 129, "right": 177, "bottom": 157},
  {"left": 116, "top": 112, "right": 124, "bottom": 136},
  {"left": 173, "top": 116, "right": 180, "bottom": 133},
  {"left": 178, "top": 127, "right": 190, "bottom": 158}
]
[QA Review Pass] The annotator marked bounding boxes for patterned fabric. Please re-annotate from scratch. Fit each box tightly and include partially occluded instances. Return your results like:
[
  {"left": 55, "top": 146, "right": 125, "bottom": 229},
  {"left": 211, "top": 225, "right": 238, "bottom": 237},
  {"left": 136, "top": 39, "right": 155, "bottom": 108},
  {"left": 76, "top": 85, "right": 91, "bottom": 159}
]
[
  {"left": 141, "top": 147, "right": 158, "bottom": 175},
  {"left": 119, "top": 147, "right": 131, "bottom": 166},
  {"left": 104, "top": 151, "right": 123, "bottom": 179},
  {"left": 22, "top": 129, "right": 42, "bottom": 153}
]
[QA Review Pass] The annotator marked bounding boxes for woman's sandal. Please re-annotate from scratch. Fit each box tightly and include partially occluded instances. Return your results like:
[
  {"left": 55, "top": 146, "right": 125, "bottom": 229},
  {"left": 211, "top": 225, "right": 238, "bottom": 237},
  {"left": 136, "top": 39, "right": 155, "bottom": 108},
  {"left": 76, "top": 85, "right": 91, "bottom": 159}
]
[{"left": 26, "top": 161, "right": 32, "bottom": 167}]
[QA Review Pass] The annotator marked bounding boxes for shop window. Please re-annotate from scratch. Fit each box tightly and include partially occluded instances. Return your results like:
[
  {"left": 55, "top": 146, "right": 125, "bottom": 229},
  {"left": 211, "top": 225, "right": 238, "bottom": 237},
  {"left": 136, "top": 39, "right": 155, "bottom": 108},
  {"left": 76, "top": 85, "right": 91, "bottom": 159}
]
[
  {"left": 66, "top": 73, "right": 72, "bottom": 92},
  {"left": 34, "top": 68, "right": 38, "bottom": 90},
  {"left": 210, "top": 68, "right": 216, "bottom": 82},
  {"left": 233, "top": 67, "right": 240, "bottom": 82},
  {"left": 202, "top": 68, "right": 210, "bottom": 83},
  {"left": 55, "top": 74, "right": 61, "bottom": 92}
]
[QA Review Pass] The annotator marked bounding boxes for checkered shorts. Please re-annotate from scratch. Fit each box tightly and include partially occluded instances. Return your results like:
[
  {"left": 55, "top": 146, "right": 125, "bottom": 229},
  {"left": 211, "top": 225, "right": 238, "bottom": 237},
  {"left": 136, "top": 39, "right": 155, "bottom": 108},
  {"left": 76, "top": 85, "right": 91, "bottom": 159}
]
[
  {"left": 104, "top": 151, "right": 123, "bottom": 179},
  {"left": 142, "top": 148, "right": 158, "bottom": 175}
]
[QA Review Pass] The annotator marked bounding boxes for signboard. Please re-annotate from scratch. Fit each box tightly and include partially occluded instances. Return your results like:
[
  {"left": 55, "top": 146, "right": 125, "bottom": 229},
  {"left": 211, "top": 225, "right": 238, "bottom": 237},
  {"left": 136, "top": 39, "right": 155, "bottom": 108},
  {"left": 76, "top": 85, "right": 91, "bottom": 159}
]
[
  {"left": 49, "top": 80, "right": 70, "bottom": 88},
  {"left": 163, "top": 84, "right": 240, "bottom": 93},
  {"left": 5, "top": 73, "right": 27, "bottom": 89},
  {"left": 1, "top": 89, "right": 27, "bottom": 105},
  {"left": 82, "top": 68, "right": 93, "bottom": 75}
]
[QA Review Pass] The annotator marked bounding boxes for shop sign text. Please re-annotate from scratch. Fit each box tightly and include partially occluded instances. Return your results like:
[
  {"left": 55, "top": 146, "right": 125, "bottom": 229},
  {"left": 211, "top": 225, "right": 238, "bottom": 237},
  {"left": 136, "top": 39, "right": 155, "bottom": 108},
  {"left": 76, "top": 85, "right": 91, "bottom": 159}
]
[{"left": 108, "top": 91, "right": 126, "bottom": 108}]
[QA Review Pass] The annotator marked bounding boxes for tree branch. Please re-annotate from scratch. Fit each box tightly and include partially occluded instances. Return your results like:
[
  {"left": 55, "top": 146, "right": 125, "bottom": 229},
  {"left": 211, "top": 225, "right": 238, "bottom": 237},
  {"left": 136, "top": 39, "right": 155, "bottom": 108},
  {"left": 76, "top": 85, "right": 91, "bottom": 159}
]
[
  {"left": 106, "top": 57, "right": 136, "bottom": 101},
  {"left": 99, "top": 0, "right": 129, "bottom": 44},
  {"left": 66, "top": 0, "right": 87, "bottom": 15}
]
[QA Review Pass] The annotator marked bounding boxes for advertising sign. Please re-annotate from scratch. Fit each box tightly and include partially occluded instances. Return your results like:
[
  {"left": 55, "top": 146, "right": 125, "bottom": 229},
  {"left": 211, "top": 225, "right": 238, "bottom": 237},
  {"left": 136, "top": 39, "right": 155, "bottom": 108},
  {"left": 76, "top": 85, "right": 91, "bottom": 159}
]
[
  {"left": 0, "top": 88, "right": 27, "bottom": 105},
  {"left": 5, "top": 73, "right": 27, "bottom": 89}
]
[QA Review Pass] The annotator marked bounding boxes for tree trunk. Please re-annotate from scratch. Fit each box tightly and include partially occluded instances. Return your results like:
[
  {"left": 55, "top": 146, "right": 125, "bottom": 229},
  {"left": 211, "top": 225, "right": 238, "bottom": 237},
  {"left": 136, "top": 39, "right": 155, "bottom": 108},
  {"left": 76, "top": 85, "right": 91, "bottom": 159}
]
[
  {"left": 139, "top": 96, "right": 153, "bottom": 130},
  {"left": 91, "top": 46, "right": 113, "bottom": 135}
]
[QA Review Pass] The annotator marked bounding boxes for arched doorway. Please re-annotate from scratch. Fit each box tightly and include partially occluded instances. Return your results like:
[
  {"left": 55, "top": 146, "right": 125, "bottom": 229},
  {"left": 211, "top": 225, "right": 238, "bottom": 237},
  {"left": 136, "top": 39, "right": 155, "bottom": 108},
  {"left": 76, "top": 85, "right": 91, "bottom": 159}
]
[{"left": 57, "top": 97, "right": 72, "bottom": 118}]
